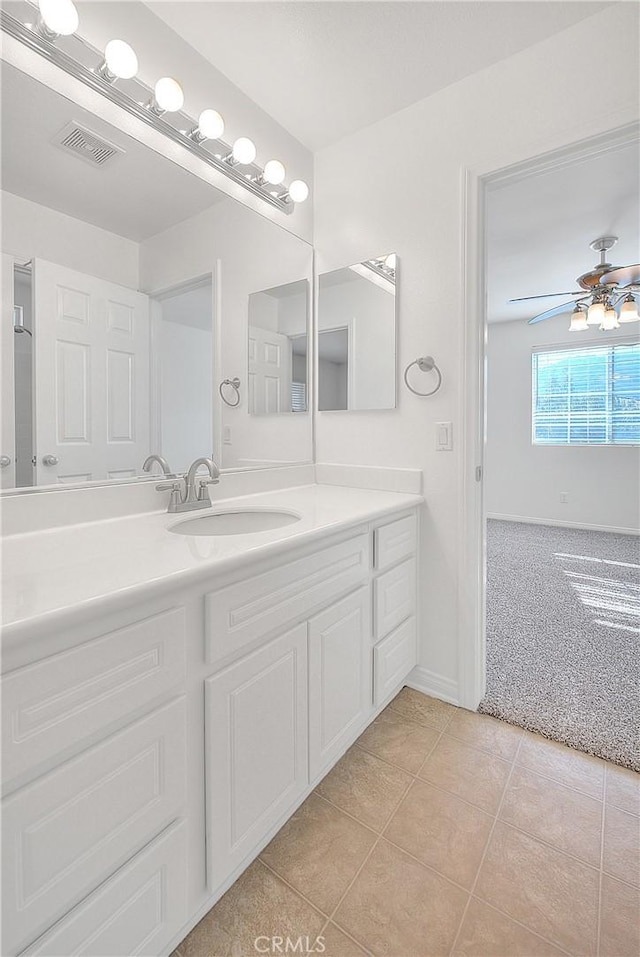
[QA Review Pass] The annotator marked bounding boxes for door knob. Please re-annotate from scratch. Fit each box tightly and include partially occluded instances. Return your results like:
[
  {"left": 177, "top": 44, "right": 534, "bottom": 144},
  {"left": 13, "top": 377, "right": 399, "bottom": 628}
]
[
  {"left": 42, "top": 454, "right": 59, "bottom": 466},
  {"left": 0, "top": 454, "right": 11, "bottom": 468}
]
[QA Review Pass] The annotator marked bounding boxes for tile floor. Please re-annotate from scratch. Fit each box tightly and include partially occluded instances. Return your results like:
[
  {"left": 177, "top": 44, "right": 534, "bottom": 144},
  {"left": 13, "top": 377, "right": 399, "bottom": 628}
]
[{"left": 175, "top": 688, "right": 640, "bottom": 957}]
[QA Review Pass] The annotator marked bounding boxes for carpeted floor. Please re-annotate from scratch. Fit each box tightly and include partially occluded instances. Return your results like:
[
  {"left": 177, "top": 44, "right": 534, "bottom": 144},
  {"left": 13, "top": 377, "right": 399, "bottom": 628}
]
[{"left": 479, "top": 519, "right": 640, "bottom": 771}]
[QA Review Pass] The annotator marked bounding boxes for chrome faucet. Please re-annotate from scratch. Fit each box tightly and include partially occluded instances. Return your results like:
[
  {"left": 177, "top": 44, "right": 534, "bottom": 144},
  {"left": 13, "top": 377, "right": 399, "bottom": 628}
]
[
  {"left": 157, "top": 456, "right": 220, "bottom": 513},
  {"left": 142, "top": 454, "right": 173, "bottom": 476}
]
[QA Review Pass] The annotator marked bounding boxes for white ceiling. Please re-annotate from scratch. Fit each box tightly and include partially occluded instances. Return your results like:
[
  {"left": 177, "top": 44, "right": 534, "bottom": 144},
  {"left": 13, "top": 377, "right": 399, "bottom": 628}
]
[
  {"left": 146, "top": 1, "right": 608, "bottom": 151},
  {"left": 487, "top": 140, "right": 640, "bottom": 324},
  {"left": 0, "top": 62, "right": 225, "bottom": 242}
]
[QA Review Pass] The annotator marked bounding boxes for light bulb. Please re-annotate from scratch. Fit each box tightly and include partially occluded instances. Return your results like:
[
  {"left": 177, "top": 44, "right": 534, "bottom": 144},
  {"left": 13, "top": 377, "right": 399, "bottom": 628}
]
[
  {"left": 103, "top": 39, "right": 138, "bottom": 80},
  {"left": 38, "top": 0, "right": 78, "bottom": 36},
  {"left": 232, "top": 137, "right": 257, "bottom": 165},
  {"left": 587, "top": 299, "right": 605, "bottom": 325},
  {"left": 288, "top": 179, "right": 309, "bottom": 203},
  {"left": 569, "top": 307, "right": 588, "bottom": 332},
  {"left": 619, "top": 295, "right": 640, "bottom": 323},
  {"left": 384, "top": 253, "right": 397, "bottom": 270},
  {"left": 601, "top": 307, "right": 619, "bottom": 331},
  {"left": 154, "top": 77, "right": 184, "bottom": 113},
  {"left": 197, "top": 109, "right": 224, "bottom": 140},
  {"left": 263, "top": 160, "right": 286, "bottom": 185}
]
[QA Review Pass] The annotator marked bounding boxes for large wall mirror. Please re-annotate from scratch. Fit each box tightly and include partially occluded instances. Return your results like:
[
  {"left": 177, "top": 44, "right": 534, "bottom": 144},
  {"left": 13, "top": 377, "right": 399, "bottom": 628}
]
[
  {"left": 0, "top": 61, "right": 312, "bottom": 491},
  {"left": 317, "top": 255, "right": 397, "bottom": 411},
  {"left": 248, "top": 280, "right": 309, "bottom": 416}
]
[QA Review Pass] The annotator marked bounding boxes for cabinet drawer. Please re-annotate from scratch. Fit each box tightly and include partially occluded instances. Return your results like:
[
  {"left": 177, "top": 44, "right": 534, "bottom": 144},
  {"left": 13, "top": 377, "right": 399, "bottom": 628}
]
[
  {"left": 2, "top": 697, "right": 186, "bottom": 955},
  {"left": 21, "top": 821, "right": 188, "bottom": 957},
  {"left": 205, "top": 533, "right": 369, "bottom": 665},
  {"left": 374, "top": 558, "right": 416, "bottom": 640},
  {"left": 374, "top": 513, "right": 417, "bottom": 572},
  {"left": 2, "top": 608, "right": 186, "bottom": 787},
  {"left": 374, "top": 617, "right": 417, "bottom": 705}
]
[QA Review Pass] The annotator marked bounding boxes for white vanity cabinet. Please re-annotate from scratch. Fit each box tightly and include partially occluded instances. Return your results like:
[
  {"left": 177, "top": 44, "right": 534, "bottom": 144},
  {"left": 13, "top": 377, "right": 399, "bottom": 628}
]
[{"left": 1, "top": 503, "right": 419, "bottom": 957}]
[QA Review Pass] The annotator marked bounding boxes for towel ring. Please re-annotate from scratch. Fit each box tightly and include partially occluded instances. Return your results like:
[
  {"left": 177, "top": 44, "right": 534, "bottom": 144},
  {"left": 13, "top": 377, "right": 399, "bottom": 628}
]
[
  {"left": 219, "top": 377, "right": 241, "bottom": 407},
  {"left": 403, "top": 356, "right": 442, "bottom": 397}
]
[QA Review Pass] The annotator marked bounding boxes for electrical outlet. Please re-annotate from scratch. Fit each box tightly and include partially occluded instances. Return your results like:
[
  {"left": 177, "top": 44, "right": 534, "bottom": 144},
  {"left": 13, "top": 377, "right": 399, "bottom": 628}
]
[
  {"left": 560, "top": 492, "right": 569, "bottom": 504},
  {"left": 436, "top": 421, "right": 453, "bottom": 451}
]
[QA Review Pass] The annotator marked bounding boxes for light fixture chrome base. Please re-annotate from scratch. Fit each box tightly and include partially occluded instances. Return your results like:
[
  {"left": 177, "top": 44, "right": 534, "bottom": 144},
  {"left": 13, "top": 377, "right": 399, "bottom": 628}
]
[{"left": 96, "top": 61, "right": 117, "bottom": 84}]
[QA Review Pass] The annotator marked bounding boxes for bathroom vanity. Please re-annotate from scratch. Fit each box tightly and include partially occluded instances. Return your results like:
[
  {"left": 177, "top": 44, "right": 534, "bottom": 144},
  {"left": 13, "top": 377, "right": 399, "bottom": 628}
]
[{"left": 1, "top": 485, "right": 421, "bottom": 956}]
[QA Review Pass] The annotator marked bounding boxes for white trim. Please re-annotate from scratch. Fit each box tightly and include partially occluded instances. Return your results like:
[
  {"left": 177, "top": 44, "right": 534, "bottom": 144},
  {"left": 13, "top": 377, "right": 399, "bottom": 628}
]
[
  {"left": 487, "top": 513, "right": 639, "bottom": 536},
  {"left": 406, "top": 666, "right": 460, "bottom": 707}
]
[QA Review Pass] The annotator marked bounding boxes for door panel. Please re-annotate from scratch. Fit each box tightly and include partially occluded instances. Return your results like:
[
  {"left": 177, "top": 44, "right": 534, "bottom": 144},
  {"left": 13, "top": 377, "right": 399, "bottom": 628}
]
[
  {"left": 1, "top": 254, "right": 16, "bottom": 488},
  {"left": 32, "top": 259, "right": 150, "bottom": 484},
  {"left": 248, "top": 325, "right": 291, "bottom": 414},
  {"left": 308, "top": 587, "right": 372, "bottom": 780}
]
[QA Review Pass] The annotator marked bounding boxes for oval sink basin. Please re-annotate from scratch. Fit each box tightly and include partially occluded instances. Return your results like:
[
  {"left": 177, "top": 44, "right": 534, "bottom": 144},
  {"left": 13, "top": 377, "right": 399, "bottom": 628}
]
[{"left": 169, "top": 509, "right": 301, "bottom": 536}]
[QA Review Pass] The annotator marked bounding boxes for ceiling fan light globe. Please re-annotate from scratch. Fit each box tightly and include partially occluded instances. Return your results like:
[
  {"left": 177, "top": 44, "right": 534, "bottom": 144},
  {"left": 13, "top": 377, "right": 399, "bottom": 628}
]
[
  {"left": 601, "top": 307, "right": 619, "bottom": 331},
  {"left": 569, "top": 309, "right": 588, "bottom": 332},
  {"left": 619, "top": 297, "right": 640, "bottom": 323},
  {"left": 587, "top": 300, "right": 605, "bottom": 325}
]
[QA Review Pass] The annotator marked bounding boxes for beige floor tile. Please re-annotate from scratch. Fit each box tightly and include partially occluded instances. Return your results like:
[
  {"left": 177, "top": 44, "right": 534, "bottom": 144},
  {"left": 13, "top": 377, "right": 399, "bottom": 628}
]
[
  {"left": 387, "top": 687, "right": 456, "bottom": 731},
  {"left": 357, "top": 706, "right": 440, "bottom": 772},
  {"left": 334, "top": 839, "right": 468, "bottom": 957},
  {"left": 605, "top": 763, "right": 640, "bottom": 816},
  {"left": 499, "top": 766, "right": 602, "bottom": 866},
  {"left": 320, "top": 923, "right": 370, "bottom": 956},
  {"left": 260, "top": 793, "right": 375, "bottom": 914},
  {"left": 599, "top": 873, "right": 640, "bottom": 957},
  {"left": 452, "top": 898, "right": 567, "bottom": 957},
  {"left": 446, "top": 710, "right": 523, "bottom": 761},
  {"left": 517, "top": 732, "right": 605, "bottom": 799},
  {"left": 315, "top": 745, "right": 412, "bottom": 832},
  {"left": 386, "top": 779, "right": 493, "bottom": 889},
  {"left": 603, "top": 804, "right": 640, "bottom": 886},
  {"left": 184, "top": 860, "right": 324, "bottom": 957},
  {"left": 474, "top": 821, "right": 599, "bottom": 955},
  {"left": 418, "top": 733, "right": 511, "bottom": 813}
]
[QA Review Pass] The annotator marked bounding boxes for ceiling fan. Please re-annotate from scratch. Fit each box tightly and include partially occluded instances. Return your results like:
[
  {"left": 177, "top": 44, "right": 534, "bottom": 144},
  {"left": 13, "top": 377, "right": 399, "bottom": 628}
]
[{"left": 510, "top": 236, "right": 640, "bottom": 331}]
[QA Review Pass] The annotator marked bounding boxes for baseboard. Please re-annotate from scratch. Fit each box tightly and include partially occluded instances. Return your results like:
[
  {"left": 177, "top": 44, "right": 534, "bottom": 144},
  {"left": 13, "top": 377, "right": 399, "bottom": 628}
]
[
  {"left": 486, "top": 513, "right": 639, "bottom": 536},
  {"left": 406, "top": 666, "right": 460, "bottom": 706}
]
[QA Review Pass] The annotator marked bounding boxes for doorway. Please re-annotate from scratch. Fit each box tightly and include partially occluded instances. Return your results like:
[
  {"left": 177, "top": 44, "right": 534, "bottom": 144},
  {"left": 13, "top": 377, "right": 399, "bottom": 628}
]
[{"left": 462, "top": 122, "right": 640, "bottom": 770}]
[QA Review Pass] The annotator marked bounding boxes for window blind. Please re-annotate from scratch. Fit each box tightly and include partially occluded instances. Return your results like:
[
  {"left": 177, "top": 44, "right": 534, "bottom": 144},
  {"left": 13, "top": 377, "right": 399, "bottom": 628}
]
[
  {"left": 531, "top": 341, "right": 640, "bottom": 445},
  {"left": 291, "top": 381, "right": 306, "bottom": 412}
]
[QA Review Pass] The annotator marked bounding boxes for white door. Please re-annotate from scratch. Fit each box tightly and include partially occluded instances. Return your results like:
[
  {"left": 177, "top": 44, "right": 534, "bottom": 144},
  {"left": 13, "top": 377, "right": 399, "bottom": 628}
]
[
  {"left": 1, "top": 254, "right": 16, "bottom": 488},
  {"left": 204, "top": 623, "right": 308, "bottom": 890},
  {"left": 308, "top": 587, "right": 372, "bottom": 780},
  {"left": 32, "top": 259, "right": 150, "bottom": 485},
  {"left": 248, "top": 325, "right": 291, "bottom": 414}
]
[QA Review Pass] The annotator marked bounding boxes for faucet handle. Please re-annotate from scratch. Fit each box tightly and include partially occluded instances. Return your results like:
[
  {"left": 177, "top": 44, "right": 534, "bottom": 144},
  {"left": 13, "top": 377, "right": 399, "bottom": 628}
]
[
  {"left": 197, "top": 477, "right": 218, "bottom": 502},
  {"left": 156, "top": 480, "right": 183, "bottom": 492}
]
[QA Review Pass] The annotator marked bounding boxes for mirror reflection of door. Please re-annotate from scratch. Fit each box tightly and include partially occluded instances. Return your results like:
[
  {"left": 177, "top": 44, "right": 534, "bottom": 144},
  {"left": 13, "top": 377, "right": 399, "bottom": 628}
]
[
  {"left": 248, "top": 280, "right": 309, "bottom": 416},
  {"left": 318, "top": 329, "right": 349, "bottom": 411}
]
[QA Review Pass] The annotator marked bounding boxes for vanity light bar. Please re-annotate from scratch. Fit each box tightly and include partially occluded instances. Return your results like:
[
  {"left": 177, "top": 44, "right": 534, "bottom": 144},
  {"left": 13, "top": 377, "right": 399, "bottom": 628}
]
[{"left": 0, "top": 7, "right": 309, "bottom": 216}]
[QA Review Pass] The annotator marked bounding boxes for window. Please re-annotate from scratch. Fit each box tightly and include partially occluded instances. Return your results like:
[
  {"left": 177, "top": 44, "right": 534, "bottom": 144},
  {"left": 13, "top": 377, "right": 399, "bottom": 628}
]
[
  {"left": 291, "top": 381, "right": 306, "bottom": 412},
  {"left": 532, "top": 342, "right": 640, "bottom": 445}
]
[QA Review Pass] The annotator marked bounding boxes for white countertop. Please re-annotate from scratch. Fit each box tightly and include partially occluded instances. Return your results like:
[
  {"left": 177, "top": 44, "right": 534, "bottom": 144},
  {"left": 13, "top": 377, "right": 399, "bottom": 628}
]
[{"left": 1, "top": 484, "right": 422, "bottom": 644}]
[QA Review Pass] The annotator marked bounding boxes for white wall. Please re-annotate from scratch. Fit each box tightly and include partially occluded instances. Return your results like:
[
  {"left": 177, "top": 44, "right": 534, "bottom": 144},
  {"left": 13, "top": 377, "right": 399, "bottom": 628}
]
[
  {"left": 1, "top": 191, "right": 139, "bottom": 289},
  {"left": 313, "top": 5, "right": 640, "bottom": 698},
  {"left": 140, "top": 197, "right": 313, "bottom": 470},
  {"left": 486, "top": 318, "right": 639, "bottom": 533},
  {"left": 159, "top": 318, "right": 213, "bottom": 474}
]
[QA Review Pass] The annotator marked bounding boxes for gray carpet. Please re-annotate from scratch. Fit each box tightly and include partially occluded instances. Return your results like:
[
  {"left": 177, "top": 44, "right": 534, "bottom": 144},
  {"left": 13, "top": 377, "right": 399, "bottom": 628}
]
[{"left": 479, "top": 520, "right": 640, "bottom": 771}]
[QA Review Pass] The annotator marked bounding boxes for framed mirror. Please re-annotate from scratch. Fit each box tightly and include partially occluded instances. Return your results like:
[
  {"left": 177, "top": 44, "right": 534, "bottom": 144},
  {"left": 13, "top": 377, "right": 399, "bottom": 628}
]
[
  {"left": 317, "top": 254, "right": 397, "bottom": 411},
  {"left": 248, "top": 280, "right": 309, "bottom": 416},
  {"left": 0, "top": 61, "right": 313, "bottom": 491}
]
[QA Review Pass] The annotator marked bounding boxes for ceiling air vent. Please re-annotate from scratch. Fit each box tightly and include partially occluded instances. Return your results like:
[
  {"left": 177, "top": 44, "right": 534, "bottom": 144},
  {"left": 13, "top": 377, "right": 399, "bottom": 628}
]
[{"left": 52, "top": 122, "right": 125, "bottom": 168}]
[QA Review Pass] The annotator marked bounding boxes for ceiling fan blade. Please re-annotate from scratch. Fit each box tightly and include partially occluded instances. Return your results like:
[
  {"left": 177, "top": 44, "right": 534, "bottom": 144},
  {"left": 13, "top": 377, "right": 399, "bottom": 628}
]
[
  {"left": 509, "top": 292, "right": 584, "bottom": 302},
  {"left": 528, "top": 298, "right": 590, "bottom": 325},
  {"left": 600, "top": 264, "right": 640, "bottom": 287}
]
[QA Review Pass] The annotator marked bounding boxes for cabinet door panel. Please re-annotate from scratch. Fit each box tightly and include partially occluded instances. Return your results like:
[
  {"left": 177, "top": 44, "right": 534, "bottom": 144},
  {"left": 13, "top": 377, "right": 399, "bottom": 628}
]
[
  {"left": 374, "top": 558, "right": 416, "bottom": 640},
  {"left": 374, "top": 617, "right": 417, "bottom": 705},
  {"left": 374, "top": 513, "right": 417, "bottom": 572},
  {"left": 205, "top": 625, "right": 307, "bottom": 890},
  {"left": 308, "top": 587, "right": 371, "bottom": 780}
]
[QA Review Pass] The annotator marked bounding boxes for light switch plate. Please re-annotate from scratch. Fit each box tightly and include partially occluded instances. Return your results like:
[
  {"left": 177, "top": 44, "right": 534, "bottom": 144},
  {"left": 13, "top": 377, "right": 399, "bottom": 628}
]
[{"left": 436, "top": 421, "right": 453, "bottom": 451}]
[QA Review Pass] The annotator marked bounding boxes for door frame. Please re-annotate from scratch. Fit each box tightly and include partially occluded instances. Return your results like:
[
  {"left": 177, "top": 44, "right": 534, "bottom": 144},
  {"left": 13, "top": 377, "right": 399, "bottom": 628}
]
[{"left": 458, "top": 119, "right": 640, "bottom": 711}]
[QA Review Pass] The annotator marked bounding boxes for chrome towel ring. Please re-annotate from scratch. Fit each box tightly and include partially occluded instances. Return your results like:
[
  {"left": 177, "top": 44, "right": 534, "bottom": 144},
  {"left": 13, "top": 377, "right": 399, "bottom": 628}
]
[
  {"left": 403, "top": 356, "right": 442, "bottom": 397},
  {"left": 219, "top": 377, "right": 241, "bottom": 407}
]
